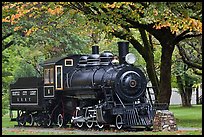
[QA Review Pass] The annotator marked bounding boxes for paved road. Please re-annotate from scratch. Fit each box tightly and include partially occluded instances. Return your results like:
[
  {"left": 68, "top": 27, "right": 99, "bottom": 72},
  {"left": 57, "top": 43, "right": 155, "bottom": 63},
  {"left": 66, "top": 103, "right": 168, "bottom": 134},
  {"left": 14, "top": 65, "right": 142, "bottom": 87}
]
[
  {"left": 177, "top": 127, "right": 202, "bottom": 131},
  {"left": 2, "top": 127, "right": 138, "bottom": 135}
]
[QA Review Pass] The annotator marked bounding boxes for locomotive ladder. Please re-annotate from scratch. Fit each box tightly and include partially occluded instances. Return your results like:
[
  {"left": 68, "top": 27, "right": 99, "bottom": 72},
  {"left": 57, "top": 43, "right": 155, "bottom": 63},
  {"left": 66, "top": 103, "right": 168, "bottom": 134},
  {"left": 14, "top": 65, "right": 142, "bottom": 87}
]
[{"left": 103, "top": 86, "right": 115, "bottom": 107}]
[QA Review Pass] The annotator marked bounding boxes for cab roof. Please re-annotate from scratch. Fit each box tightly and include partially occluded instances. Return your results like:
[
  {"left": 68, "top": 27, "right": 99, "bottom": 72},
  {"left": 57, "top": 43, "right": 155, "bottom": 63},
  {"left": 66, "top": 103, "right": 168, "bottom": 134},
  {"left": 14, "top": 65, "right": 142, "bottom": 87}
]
[{"left": 42, "top": 54, "right": 82, "bottom": 66}]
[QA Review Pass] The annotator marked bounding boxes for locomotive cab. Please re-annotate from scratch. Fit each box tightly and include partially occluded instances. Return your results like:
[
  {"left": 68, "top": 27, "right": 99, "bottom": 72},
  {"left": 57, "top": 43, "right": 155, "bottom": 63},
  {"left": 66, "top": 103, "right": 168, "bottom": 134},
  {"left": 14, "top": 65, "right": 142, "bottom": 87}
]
[{"left": 42, "top": 55, "right": 82, "bottom": 98}]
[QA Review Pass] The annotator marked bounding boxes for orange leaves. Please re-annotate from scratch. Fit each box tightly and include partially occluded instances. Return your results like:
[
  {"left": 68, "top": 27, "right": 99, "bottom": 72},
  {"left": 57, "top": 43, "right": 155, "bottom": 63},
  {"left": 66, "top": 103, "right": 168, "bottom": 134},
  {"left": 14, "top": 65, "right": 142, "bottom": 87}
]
[
  {"left": 153, "top": 17, "right": 202, "bottom": 34},
  {"left": 188, "top": 19, "right": 202, "bottom": 32},
  {"left": 104, "top": 2, "right": 124, "bottom": 9},
  {"left": 25, "top": 29, "right": 32, "bottom": 36},
  {"left": 10, "top": 14, "right": 22, "bottom": 25},
  {"left": 47, "top": 6, "right": 64, "bottom": 15},
  {"left": 178, "top": 18, "right": 202, "bottom": 33},
  {"left": 2, "top": 17, "right": 10, "bottom": 23},
  {"left": 105, "top": 3, "right": 117, "bottom": 8},
  {"left": 24, "top": 27, "right": 38, "bottom": 36},
  {"left": 14, "top": 26, "right": 23, "bottom": 31},
  {"left": 154, "top": 21, "right": 171, "bottom": 30},
  {"left": 2, "top": 3, "right": 30, "bottom": 25}
]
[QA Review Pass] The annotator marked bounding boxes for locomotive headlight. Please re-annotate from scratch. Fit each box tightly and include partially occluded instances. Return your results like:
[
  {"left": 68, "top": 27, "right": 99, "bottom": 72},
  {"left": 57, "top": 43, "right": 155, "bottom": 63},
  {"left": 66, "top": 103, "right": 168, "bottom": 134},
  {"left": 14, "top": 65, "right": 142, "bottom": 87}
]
[{"left": 125, "top": 53, "right": 136, "bottom": 64}]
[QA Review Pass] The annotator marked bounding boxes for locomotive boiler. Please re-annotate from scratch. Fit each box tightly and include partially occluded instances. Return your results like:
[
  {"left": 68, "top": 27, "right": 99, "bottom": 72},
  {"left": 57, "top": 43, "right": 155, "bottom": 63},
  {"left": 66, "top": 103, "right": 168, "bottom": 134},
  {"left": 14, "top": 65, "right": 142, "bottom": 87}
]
[{"left": 9, "top": 41, "right": 155, "bottom": 130}]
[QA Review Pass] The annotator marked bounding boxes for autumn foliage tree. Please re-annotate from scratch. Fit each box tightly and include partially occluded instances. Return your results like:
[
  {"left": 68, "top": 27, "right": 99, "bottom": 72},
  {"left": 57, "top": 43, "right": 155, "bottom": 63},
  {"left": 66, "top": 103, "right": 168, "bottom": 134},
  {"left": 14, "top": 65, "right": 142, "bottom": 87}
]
[{"left": 66, "top": 2, "right": 202, "bottom": 107}]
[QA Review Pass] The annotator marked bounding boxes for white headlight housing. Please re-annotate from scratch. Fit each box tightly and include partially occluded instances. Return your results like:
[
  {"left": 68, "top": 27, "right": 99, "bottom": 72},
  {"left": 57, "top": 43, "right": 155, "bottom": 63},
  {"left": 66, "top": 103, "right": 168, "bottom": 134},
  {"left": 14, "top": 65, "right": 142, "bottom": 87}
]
[{"left": 125, "top": 53, "right": 136, "bottom": 64}]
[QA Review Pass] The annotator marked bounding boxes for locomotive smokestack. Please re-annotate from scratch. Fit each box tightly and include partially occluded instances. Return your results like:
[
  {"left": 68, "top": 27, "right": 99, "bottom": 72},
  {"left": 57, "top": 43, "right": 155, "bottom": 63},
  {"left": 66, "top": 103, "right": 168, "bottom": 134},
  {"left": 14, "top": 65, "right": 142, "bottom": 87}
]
[
  {"left": 118, "top": 42, "right": 129, "bottom": 64},
  {"left": 92, "top": 46, "right": 99, "bottom": 54}
]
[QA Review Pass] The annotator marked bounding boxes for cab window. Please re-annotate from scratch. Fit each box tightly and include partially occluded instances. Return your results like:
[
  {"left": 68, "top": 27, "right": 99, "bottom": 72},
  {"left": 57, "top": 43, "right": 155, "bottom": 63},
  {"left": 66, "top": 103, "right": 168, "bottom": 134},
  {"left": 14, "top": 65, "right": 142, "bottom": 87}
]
[
  {"left": 44, "top": 68, "right": 54, "bottom": 84},
  {"left": 55, "top": 65, "right": 63, "bottom": 89},
  {"left": 65, "top": 59, "right": 73, "bottom": 66},
  {"left": 50, "top": 68, "right": 54, "bottom": 83}
]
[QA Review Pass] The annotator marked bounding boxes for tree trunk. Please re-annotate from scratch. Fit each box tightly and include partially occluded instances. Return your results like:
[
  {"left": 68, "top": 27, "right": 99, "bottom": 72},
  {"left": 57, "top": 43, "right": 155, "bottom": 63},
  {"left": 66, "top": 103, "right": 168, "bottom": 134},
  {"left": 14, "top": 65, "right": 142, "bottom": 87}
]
[
  {"left": 145, "top": 55, "right": 160, "bottom": 101},
  {"left": 176, "top": 75, "right": 188, "bottom": 106},
  {"left": 176, "top": 73, "right": 193, "bottom": 107},
  {"left": 180, "top": 92, "right": 187, "bottom": 106},
  {"left": 138, "top": 28, "right": 160, "bottom": 101},
  {"left": 158, "top": 44, "right": 175, "bottom": 109},
  {"left": 183, "top": 85, "right": 193, "bottom": 107},
  {"left": 180, "top": 87, "right": 192, "bottom": 107}
]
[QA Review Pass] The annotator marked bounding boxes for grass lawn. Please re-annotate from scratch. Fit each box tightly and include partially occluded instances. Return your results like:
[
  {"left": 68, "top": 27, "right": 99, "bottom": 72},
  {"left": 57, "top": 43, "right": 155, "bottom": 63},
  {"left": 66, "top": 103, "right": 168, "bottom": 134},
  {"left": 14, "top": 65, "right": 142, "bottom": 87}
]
[
  {"left": 2, "top": 112, "right": 17, "bottom": 128},
  {"left": 169, "top": 105, "right": 202, "bottom": 128}
]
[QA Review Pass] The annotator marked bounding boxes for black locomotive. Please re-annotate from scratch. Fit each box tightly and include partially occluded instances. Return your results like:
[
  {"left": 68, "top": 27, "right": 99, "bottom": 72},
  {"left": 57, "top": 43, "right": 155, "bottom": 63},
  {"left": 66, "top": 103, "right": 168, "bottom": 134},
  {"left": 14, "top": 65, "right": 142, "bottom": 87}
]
[{"left": 9, "top": 42, "right": 155, "bottom": 130}]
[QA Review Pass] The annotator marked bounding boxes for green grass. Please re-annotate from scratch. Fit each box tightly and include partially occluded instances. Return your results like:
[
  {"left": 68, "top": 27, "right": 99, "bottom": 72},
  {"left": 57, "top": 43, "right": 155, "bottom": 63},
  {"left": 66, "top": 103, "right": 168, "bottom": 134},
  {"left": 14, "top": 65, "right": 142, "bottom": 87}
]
[
  {"left": 2, "top": 116, "right": 16, "bottom": 128},
  {"left": 2, "top": 110, "right": 18, "bottom": 128},
  {"left": 169, "top": 105, "right": 202, "bottom": 128}
]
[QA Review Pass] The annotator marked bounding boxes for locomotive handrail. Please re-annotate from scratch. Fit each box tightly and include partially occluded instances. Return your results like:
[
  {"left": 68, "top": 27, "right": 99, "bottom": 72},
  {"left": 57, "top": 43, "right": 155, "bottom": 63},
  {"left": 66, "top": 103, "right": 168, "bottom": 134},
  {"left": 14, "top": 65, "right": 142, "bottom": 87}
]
[
  {"left": 92, "top": 67, "right": 101, "bottom": 87},
  {"left": 68, "top": 69, "right": 78, "bottom": 87},
  {"left": 146, "top": 87, "right": 153, "bottom": 105},
  {"left": 115, "top": 92, "right": 126, "bottom": 108},
  {"left": 66, "top": 71, "right": 72, "bottom": 88},
  {"left": 66, "top": 86, "right": 100, "bottom": 91}
]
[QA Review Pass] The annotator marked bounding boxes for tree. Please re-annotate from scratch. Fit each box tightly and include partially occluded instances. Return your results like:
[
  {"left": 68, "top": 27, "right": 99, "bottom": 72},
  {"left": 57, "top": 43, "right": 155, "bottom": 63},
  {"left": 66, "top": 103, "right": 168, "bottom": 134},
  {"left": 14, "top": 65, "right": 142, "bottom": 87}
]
[
  {"left": 174, "top": 63, "right": 201, "bottom": 107},
  {"left": 2, "top": 2, "right": 92, "bottom": 54},
  {"left": 66, "top": 2, "right": 202, "bottom": 108},
  {"left": 172, "top": 36, "right": 202, "bottom": 107},
  {"left": 176, "top": 35, "right": 202, "bottom": 74}
]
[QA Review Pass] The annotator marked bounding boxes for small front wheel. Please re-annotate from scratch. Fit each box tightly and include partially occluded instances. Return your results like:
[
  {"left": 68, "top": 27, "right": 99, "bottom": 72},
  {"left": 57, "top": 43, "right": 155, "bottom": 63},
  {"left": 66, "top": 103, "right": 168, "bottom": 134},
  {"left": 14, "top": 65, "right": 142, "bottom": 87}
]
[
  {"left": 115, "top": 114, "right": 123, "bottom": 130},
  {"left": 17, "top": 110, "right": 26, "bottom": 126},
  {"left": 46, "top": 114, "right": 52, "bottom": 127}
]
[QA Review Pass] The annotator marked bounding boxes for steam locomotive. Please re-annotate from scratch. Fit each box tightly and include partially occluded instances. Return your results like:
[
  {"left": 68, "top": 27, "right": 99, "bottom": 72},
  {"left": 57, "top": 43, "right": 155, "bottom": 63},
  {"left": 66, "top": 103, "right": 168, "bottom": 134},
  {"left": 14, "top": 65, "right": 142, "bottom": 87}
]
[{"left": 9, "top": 42, "right": 155, "bottom": 130}]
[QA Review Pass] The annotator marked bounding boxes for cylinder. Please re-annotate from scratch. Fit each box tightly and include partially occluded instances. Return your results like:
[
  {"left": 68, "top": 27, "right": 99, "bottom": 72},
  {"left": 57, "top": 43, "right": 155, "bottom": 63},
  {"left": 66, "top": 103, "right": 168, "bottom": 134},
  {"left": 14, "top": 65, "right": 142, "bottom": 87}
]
[
  {"left": 118, "top": 42, "right": 129, "bottom": 64},
  {"left": 92, "top": 46, "right": 99, "bottom": 54}
]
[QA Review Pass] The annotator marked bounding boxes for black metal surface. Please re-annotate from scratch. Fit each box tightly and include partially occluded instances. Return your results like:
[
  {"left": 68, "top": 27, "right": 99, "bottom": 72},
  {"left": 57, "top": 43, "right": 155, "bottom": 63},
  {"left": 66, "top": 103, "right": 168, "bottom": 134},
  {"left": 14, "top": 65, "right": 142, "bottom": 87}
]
[
  {"left": 115, "top": 66, "right": 147, "bottom": 102},
  {"left": 10, "top": 77, "right": 43, "bottom": 89},
  {"left": 100, "top": 51, "right": 113, "bottom": 65},
  {"left": 118, "top": 42, "right": 129, "bottom": 64},
  {"left": 10, "top": 77, "right": 45, "bottom": 110},
  {"left": 92, "top": 46, "right": 99, "bottom": 54},
  {"left": 68, "top": 66, "right": 108, "bottom": 89},
  {"left": 87, "top": 54, "right": 100, "bottom": 65}
]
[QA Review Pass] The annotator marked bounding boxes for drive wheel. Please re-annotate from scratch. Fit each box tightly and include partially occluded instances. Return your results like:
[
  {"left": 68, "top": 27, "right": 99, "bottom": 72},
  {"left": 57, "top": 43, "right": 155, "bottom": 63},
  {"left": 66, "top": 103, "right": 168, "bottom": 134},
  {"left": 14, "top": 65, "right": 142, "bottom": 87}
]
[
  {"left": 115, "top": 114, "right": 123, "bottom": 130},
  {"left": 27, "top": 114, "right": 34, "bottom": 126},
  {"left": 85, "top": 108, "right": 94, "bottom": 128},
  {"left": 75, "top": 109, "right": 84, "bottom": 128},
  {"left": 96, "top": 122, "right": 104, "bottom": 129},
  {"left": 36, "top": 121, "right": 42, "bottom": 127},
  {"left": 57, "top": 114, "right": 64, "bottom": 128},
  {"left": 36, "top": 113, "right": 42, "bottom": 127},
  {"left": 46, "top": 114, "right": 52, "bottom": 127}
]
